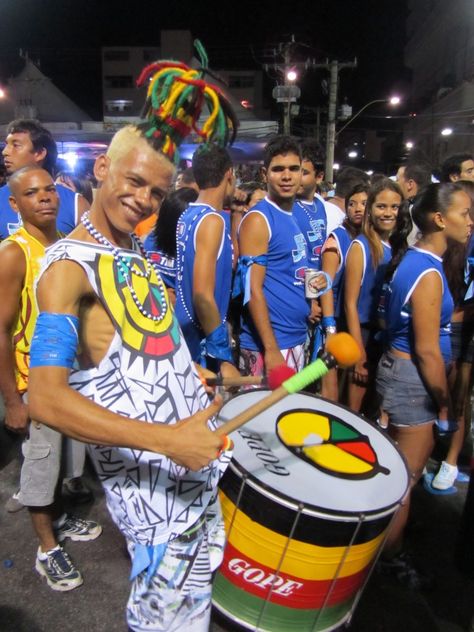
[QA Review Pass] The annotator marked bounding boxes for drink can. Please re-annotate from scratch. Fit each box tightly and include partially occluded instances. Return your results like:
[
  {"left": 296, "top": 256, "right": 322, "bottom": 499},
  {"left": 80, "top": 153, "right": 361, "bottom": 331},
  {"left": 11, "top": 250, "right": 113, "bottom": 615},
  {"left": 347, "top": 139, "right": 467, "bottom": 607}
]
[{"left": 305, "top": 268, "right": 323, "bottom": 299}]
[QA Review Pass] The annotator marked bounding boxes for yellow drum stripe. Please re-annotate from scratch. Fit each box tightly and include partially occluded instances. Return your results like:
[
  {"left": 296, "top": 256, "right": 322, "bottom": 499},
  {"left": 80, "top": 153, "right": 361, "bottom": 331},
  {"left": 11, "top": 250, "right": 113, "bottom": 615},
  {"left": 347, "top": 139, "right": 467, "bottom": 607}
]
[{"left": 221, "top": 491, "right": 385, "bottom": 580}]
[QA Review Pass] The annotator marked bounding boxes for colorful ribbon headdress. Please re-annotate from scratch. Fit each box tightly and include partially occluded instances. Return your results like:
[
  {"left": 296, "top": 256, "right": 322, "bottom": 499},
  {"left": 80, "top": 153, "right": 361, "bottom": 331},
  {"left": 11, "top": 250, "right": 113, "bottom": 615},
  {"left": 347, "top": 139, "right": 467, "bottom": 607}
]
[{"left": 136, "top": 39, "right": 239, "bottom": 164}]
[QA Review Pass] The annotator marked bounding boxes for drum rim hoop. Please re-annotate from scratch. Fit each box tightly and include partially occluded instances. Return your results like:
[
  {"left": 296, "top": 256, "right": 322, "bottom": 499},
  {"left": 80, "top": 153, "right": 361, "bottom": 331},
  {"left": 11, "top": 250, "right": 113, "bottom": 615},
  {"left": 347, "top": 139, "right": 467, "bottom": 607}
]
[
  {"left": 227, "top": 459, "right": 404, "bottom": 521},
  {"left": 222, "top": 390, "right": 410, "bottom": 521}
]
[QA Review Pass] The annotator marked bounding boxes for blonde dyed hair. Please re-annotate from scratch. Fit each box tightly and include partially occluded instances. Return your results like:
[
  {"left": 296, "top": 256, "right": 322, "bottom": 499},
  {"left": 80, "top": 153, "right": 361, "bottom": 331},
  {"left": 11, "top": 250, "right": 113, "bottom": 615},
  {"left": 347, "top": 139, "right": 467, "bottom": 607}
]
[{"left": 106, "top": 125, "right": 175, "bottom": 173}]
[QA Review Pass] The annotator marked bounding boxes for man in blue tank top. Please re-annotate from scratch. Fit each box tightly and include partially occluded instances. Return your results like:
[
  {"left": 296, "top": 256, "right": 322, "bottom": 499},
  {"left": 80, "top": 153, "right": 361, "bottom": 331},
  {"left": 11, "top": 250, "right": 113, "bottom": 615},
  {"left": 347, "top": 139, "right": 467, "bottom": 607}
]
[
  {"left": 293, "top": 140, "right": 327, "bottom": 271},
  {"left": 0, "top": 119, "right": 89, "bottom": 239},
  {"left": 237, "top": 136, "right": 310, "bottom": 375},
  {"left": 175, "top": 144, "right": 240, "bottom": 379}
]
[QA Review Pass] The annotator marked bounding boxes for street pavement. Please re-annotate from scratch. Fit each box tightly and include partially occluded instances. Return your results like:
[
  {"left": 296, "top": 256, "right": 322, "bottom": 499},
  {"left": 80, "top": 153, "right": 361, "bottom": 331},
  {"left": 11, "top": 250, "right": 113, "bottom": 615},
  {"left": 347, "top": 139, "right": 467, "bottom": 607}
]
[{"left": 1, "top": 420, "right": 473, "bottom": 632}]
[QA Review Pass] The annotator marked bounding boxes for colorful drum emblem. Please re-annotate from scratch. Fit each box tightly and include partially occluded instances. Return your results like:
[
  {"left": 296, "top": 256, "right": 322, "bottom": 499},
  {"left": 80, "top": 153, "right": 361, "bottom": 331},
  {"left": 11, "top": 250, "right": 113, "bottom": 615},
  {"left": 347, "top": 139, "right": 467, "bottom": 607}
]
[{"left": 213, "top": 391, "right": 410, "bottom": 631}]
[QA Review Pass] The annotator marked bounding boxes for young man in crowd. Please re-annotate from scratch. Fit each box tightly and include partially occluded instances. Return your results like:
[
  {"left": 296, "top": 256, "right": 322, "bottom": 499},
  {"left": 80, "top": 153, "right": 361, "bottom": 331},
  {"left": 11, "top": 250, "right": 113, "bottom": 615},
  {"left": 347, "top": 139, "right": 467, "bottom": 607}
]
[
  {"left": 0, "top": 118, "right": 89, "bottom": 239},
  {"left": 237, "top": 135, "right": 311, "bottom": 375},
  {"left": 175, "top": 144, "right": 240, "bottom": 379},
  {"left": 1, "top": 119, "right": 92, "bottom": 512},
  {"left": 0, "top": 166, "right": 101, "bottom": 591}
]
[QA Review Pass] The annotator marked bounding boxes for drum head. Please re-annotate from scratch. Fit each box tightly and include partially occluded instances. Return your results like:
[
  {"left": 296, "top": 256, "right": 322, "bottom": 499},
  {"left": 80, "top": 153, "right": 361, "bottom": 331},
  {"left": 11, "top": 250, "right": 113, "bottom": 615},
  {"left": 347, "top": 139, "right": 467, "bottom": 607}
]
[{"left": 218, "top": 391, "right": 409, "bottom": 520}]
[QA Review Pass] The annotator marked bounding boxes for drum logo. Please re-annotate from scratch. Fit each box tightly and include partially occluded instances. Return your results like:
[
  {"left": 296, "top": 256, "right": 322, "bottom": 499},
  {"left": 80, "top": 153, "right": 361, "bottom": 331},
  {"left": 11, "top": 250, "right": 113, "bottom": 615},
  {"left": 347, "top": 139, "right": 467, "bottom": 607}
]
[
  {"left": 238, "top": 429, "right": 290, "bottom": 477},
  {"left": 276, "top": 409, "right": 390, "bottom": 480},
  {"left": 228, "top": 558, "right": 303, "bottom": 596}
]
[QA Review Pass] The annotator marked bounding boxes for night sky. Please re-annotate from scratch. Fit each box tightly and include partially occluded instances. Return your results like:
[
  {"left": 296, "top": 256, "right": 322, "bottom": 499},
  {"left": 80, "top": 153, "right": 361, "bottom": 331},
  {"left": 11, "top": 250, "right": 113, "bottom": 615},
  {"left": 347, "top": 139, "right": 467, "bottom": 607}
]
[{"left": 0, "top": 0, "right": 410, "bottom": 120}]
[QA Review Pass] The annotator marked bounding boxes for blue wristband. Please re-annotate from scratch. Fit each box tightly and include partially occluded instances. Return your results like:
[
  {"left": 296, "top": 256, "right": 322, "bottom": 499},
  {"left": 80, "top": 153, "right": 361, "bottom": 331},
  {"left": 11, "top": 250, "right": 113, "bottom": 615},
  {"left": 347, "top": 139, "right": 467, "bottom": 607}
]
[
  {"left": 30, "top": 313, "right": 79, "bottom": 369},
  {"left": 200, "top": 323, "right": 234, "bottom": 365},
  {"left": 321, "top": 316, "right": 337, "bottom": 329}
]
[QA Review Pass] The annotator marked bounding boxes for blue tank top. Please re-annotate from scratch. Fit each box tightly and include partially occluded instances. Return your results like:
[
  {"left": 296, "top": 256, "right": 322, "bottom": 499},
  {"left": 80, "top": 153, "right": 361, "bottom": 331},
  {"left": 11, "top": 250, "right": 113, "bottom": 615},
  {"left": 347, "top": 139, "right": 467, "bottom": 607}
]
[
  {"left": 385, "top": 247, "right": 453, "bottom": 363},
  {"left": 220, "top": 210, "right": 231, "bottom": 235},
  {"left": 175, "top": 203, "right": 234, "bottom": 361},
  {"left": 327, "top": 225, "right": 352, "bottom": 318},
  {"left": 143, "top": 233, "right": 176, "bottom": 290},
  {"left": 349, "top": 234, "right": 391, "bottom": 325},
  {"left": 240, "top": 197, "right": 310, "bottom": 351},
  {"left": 0, "top": 182, "right": 79, "bottom": 239},
  {"left": 293, "top": 198, "right": 327, "bottom": 270}
]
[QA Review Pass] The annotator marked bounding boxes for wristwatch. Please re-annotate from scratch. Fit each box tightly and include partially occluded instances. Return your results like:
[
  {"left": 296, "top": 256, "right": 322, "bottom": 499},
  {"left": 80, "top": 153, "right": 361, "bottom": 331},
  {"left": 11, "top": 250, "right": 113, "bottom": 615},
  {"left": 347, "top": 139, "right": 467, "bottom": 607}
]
[{"left": 324, "top": 325, "right": 337, "bottom": 335}]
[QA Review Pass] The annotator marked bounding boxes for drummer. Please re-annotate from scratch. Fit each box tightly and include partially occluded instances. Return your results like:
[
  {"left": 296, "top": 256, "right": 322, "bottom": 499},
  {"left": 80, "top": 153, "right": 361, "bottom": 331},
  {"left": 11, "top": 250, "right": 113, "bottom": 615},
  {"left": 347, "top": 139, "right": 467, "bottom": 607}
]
[{"left": 27, "top": 54, "right": 235, "bottom": 631}]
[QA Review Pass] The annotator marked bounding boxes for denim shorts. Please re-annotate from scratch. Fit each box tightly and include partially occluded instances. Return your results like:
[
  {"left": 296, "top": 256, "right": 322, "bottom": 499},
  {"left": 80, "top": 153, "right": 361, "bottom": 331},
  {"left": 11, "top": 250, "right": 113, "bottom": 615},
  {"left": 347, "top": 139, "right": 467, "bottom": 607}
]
[
  {"left": 450, "top": 321, "right": 474, "bottom": 363},
  {"left": 376, "top": 352, "right": 437, "bottom": 427}
]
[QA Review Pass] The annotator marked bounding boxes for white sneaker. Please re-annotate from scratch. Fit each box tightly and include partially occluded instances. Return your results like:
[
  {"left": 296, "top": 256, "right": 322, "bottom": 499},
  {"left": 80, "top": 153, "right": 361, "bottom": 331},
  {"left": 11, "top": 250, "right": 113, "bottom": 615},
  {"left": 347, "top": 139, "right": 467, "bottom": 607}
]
[{"left": 431, "top": 461, "right": 458, "bottom": 490}]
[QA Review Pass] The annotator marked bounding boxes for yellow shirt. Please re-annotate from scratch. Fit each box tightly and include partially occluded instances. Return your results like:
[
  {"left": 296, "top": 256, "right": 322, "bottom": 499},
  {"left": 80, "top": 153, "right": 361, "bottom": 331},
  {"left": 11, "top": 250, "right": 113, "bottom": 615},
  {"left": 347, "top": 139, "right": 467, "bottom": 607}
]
[{"left": 6, "top": 227, "right": 46, "bottom": 393}]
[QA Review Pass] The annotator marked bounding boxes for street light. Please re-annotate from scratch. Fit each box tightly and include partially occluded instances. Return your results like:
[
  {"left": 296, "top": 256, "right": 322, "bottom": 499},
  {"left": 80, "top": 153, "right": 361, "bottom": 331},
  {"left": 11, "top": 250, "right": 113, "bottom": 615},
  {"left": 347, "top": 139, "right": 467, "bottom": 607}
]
[
  {"left": 348, "top": 150, "right": 358, "bottom": 158},
  {"left": 0, "top": 88, "right": 5, "bottom": 99},
  {"left": 286, "top": 69, "right": 297, "bottom": 82},
  {"left": 406, "top": 141, "right": 414, "bottom": 149},
  {"left": 441, "top": 127, "right": 453, "bottom": 136},
  {"left": 335, "top": 96, "right": 401, "bottom": 137}
]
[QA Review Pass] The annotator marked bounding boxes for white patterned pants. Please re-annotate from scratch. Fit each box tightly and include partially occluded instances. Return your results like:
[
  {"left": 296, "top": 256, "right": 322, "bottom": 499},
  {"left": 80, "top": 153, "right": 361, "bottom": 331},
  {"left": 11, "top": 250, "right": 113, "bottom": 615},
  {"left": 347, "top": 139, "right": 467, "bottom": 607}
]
[{"left": 126, "top": 499, "right": 225, "bottom": 632}]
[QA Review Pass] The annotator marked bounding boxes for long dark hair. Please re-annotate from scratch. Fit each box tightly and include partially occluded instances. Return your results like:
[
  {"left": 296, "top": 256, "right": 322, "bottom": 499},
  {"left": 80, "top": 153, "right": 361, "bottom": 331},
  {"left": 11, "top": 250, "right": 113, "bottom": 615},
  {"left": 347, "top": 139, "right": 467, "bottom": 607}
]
[
  {"left": 343, "top": 183, "right": 369, "bottom": 239},
  {"left": 362, "top": 178, "right": 404, "bottom": 268},
  {"left": 385, "top": 202, "right": 412, "bottom": 282},
  {"left": 387, "top": 182, "right": 466, "bottom": 282},
  {"left": 151, "top": 187, "right": 198, "bottom": 257},
  {"left": 443, "top": 239, "right": 468, "bottom": 306}
]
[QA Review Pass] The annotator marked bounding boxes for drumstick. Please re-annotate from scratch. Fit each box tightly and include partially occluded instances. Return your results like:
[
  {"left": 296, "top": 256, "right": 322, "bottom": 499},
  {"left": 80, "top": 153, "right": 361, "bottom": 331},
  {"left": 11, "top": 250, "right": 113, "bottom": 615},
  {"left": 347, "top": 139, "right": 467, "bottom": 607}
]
[
  {"left": 217, "top": 332, "right": 361, "bottom": 441},
  {"left": 205, "top": 364, "right": 296, "bottom": 388}
]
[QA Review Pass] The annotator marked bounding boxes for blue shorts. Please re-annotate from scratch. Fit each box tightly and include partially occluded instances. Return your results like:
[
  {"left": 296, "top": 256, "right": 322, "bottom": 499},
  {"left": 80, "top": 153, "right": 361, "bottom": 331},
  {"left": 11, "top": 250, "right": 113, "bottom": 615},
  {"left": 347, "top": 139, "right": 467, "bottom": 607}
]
[{"left": 376, "top": 352, "right": 437, "bottom": 427}]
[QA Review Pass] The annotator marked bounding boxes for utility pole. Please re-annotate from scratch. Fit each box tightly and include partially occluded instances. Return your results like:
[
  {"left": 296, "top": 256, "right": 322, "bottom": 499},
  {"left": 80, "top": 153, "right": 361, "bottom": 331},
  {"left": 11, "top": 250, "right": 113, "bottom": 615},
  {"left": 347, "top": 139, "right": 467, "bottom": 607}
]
[
  {"left": 265, "top": 43, "right": 357, "bottom": 179},
  {"left": 282, "top": 42, "right": 293, "bottom": 135},
  {"left": 323, "top": 59, "right": 357, "bottom": 182},
  {"left": 266, "top": 37, "right": 318, "bottom": 135}
]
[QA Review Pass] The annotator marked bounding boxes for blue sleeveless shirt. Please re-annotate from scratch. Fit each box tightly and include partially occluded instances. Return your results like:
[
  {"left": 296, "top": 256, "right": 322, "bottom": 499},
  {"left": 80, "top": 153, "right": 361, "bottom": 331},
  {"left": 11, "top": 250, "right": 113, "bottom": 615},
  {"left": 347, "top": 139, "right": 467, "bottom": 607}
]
[
  {"left": 239, "top": 197, "right": 309, "bottom": 351},
  {"left": 349, "top": 234, "right": 391, "bottom": 325},
  {"left": 293, "top": 198, "right": 327, "bottom": 270},
  {"left": 175, "top": 203, "right": 234, "bottom": 361},
  {"left": 143, "top": 235, "right": 177, "bottom": 291},
  {"left": 0, "top": 182, "right": 79, "bottom": 239},
  {"left": 385, "top": 247, "right": 453, "bottom": 363},
  {"left": 326, "top": 225, "right": 352, "bottom": 318}
]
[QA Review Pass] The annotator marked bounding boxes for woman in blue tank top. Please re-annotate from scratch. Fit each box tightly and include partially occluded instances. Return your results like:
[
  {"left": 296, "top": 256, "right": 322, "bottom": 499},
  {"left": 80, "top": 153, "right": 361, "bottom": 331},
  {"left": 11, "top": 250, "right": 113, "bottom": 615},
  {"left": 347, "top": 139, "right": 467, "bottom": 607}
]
[
  {"left": 430, "top": 180, "right": 474, "bottom": 491},
  {"left": 344, "top": 178, "right": 404, "bottom": 415},
  {"left": 376, "top": 183, "right": 472, "bottom": 585},
  {"left": 320, "top": 183, "right": 368, "bottom": 401}
]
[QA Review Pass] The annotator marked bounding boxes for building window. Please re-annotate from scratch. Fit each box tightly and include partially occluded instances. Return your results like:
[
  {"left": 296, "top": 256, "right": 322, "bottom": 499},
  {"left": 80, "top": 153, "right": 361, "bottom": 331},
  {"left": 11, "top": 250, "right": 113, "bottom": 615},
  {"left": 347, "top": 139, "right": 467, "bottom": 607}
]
[
  {"left": 228, "top": 75, "right": 254, "bottom": 88},
  {"left": 105, "top": 99, "right": 134, "bottom": 113},
  {"left": 104, "top": 75, "right": 134, "bottom": 89},
  {"left": 104, "top": 50, "right": 130, "bottom": 62}
]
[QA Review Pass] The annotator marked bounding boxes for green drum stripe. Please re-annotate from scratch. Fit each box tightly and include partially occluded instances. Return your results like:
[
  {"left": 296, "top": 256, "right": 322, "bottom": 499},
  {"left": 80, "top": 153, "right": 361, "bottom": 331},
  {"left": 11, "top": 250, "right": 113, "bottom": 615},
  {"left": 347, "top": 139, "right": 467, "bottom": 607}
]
[{"left": 213, "top": 573, "right": 354, "bottom": 632}]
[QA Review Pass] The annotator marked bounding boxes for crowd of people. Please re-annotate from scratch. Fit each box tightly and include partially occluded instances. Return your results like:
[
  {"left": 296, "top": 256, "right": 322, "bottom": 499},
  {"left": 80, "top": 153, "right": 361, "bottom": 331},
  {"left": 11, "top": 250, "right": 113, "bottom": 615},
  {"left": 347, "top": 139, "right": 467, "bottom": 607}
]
[{"left": 0, "top": 104, "right": 473, "bottom": 628}]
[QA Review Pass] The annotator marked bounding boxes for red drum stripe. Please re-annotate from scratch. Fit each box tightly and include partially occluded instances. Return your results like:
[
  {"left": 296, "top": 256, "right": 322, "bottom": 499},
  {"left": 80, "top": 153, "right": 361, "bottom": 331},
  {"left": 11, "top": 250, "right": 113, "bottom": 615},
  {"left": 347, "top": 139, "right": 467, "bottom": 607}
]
[{"left": 219, "top": 541, "right": 368, "bottom": 609}]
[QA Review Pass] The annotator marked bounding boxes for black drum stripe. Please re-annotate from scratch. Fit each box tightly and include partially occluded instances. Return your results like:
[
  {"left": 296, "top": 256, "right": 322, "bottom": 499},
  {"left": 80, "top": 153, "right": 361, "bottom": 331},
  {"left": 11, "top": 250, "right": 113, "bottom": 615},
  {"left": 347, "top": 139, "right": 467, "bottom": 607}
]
[{"left": 219, "top": 466, "right": 391, "bottom": 547}]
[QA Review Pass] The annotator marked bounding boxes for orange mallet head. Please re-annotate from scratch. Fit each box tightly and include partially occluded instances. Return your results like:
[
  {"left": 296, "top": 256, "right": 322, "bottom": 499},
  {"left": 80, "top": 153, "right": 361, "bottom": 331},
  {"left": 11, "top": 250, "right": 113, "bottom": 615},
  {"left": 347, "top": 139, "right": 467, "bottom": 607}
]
[{"left": 325, "top": 332, "right": 361, "bottom": 368}]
